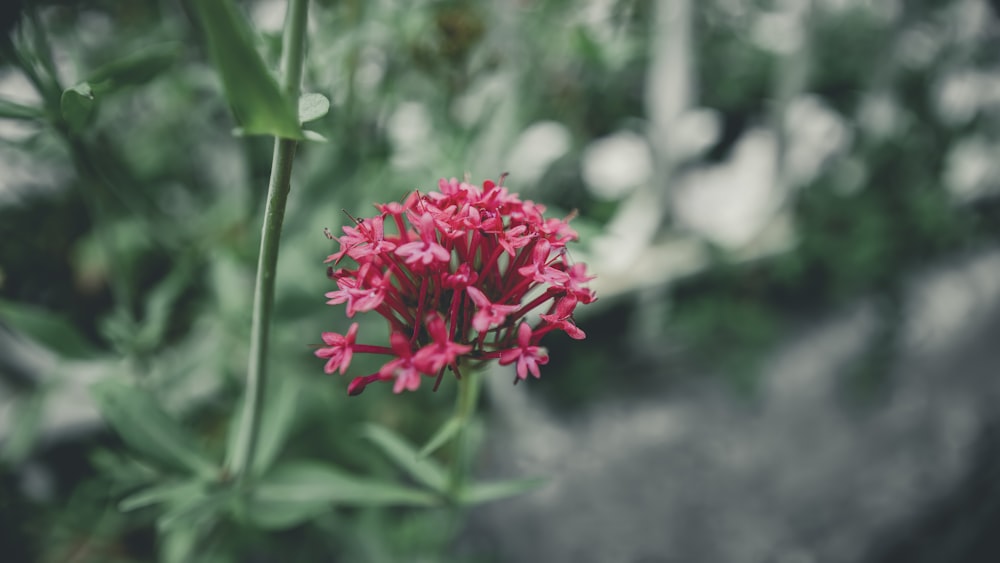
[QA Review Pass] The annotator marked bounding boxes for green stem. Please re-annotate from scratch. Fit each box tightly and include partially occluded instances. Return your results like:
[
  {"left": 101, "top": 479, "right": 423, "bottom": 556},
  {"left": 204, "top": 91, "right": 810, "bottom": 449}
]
[
  {"left": 227, "top": 0, "right": 309, "bottom": 482},
  {"left": 447, "top": 367, "right": 482, "bottom": 500}
]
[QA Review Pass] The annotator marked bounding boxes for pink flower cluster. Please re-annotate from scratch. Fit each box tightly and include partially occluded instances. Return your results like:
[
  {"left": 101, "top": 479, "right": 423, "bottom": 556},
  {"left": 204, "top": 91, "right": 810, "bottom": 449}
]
[{"left": 316, "top": 176, "right": 596, "bottom": 395}]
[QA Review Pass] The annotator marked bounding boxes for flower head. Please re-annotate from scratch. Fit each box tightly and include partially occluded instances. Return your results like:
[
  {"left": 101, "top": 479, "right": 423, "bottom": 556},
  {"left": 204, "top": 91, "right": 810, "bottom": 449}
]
[{"left": 316, "top": 176, "right": 596, "bottom": 394}]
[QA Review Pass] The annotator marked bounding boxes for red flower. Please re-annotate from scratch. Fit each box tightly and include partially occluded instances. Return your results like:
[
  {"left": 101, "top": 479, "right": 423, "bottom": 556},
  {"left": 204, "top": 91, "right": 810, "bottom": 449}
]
[
  {"left": 325, "top": 264, "right": 394, "bottom": 317},
  {"left": 317, "top": 176, "right": 596, "bottom": 394},
  {"left": 315, "top": 322, "right": 359, "bottom": 374},
  {"left": 394, "top": 212, "right": 450, "bottom": 267},
  {"left": 499, "top": 323, "right": 549, "bottom": 380},
  {"left": 413, "top": 314, "right": 473, "bottom": 374},
  {"left": 379, "top": 333, "right": 424, "bottom": 393},
  {"left": 539, "top": 295, "right": 586, "bottom": 340},
  {"left": 517, "top": 239, "right": 569, "bottom": 285},
  {"left": 466, "top": 286, "right": 519, "bottom": 333}
]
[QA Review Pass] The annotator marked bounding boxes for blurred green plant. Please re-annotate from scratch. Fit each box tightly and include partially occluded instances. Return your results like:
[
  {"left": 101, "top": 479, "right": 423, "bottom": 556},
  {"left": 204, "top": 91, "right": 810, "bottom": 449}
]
[{"left": 0, "top": 1, "right": 552, "bottom": 560}]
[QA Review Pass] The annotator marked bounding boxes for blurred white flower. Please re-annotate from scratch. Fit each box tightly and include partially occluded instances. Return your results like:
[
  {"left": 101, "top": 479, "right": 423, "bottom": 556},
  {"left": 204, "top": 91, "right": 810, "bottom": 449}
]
[
  {"left": 387, "top": 102, "right": 433, "bottom": 170},
  {"left": 784, "top": 95, "right": 850, "bottom": 187},
  {"left": 664, "top": 108, "right": 721, "bottom": 163},
  {"left": 582, "top": 131, "right": 653, "bottom": 200},
  {"left": 944, "top": 136, "right": 999, "bottom": 203},
  {"left": 673, "top": 128, "right": 780, "bottom": 250},
  {"left": 505, "top": 121, "right": 572, "bottom": 186}
]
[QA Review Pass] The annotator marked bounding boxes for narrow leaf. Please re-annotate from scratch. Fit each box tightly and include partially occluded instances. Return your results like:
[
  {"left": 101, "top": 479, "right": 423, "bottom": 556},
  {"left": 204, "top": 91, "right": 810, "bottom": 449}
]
[
  {"left": 418, "top": 417, "right": 462, "bottom": 458},
  {"left": 90, "top": 380, "right": 218, "bottom": 478},
  {"left": 157, "top": 488, "right": 231, "bottom": 532},
  {"left": 1, "top": 391, "right": 46, "bottom": 463},
  {"left": 362, "top": 424, "right": 448, "bottom": 493},
  {"left": 0, "top": 98, "right": 44, "bottom": 120},
  {"left": 134, "top": 259, "right": 194, "bottom": 351},
  {"left": 298, "top": 93, "right": 330, "bottom": 123},
  {"left": 86, "top": 43, "right": 180, "bottom": 90},
  {"left": 256, "top": 461, "right": 439, "bottom": 505},
  {"left": 60, "top": 82, "right": 96, "bottom": 132},
  {"left": 159, "top": 525, "right": 200, "bottom": 563},
  {"left": 249, "top": 460, "right": 439, "bottom": 528},
  {"left": 0, "top": 298, "right": 101, "bottom": 358},
  {"left": 187, "top": 0, "right": 303, "bottom": 139},
  {"left": 243, "top": 499, "right": 328, "bottom": 530},
  {"left": 119, "top": 479, "right": 204, "bottom": 512},
  {"left": 460, "top": 477, "right": 547, "bottom": 505},
  {"left": 302, "top": 130, "right": 328, "bottom": 142},
  {"left": 252, "top": 374, "right": 300, "bottom": 474}
]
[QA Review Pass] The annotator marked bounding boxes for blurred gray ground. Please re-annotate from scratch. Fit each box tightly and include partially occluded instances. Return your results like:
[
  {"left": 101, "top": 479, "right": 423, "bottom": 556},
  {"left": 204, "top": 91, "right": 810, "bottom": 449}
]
[{"left": 470, "top": 248, "right": 1000, "bottom": 563}]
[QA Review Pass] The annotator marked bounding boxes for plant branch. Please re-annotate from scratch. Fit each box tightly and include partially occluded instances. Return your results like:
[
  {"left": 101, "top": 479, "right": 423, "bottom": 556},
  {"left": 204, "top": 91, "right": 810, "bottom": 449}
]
[
  {"left": 227, "top": 0, "right": 309, "bottom": 482},
  {"left": 447, "top": 366, "right": 482, "bottom": 500}
]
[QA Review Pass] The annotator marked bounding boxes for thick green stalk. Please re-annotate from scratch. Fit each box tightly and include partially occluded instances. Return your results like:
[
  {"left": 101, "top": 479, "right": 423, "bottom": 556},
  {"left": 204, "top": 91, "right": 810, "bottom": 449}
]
[
  {"left": 447, "top": 367, "right": 483, "bottom": 500},
  {"left": 227, "top": 0, "right": 309, "bottom": 481}
]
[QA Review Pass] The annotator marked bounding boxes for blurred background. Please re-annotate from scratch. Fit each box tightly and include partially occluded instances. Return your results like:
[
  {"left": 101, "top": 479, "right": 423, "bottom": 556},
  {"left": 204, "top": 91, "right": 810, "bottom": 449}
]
[{"left": 3, "top": 0, "right": 1000, "bottom": 561}]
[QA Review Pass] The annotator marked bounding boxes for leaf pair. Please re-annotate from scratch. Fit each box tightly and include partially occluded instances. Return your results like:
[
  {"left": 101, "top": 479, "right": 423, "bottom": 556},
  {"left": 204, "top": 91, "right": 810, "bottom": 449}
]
[
  {"left": 90, "top": 380, "right": 218, "bottom": 478},
  {"left": 187, "top": 0, "right": 329, "bottom": 140},
  {"left": 59, "top": 43, "right": 181, "bottom": 133},
  {"left": 363, "top": 423, "right": 546, "bottom": 506}
]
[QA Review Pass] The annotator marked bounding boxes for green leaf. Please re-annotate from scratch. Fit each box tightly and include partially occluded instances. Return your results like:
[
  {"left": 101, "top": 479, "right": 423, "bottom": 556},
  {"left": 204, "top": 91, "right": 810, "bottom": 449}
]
[
  {"left": 572, "top": 26, "right": 605, "bottom": 66},
  {"left": 119, "top": 479, "right": 204, "bottom": 512},
  {"left": 298, "top": 93, "right": 330, "bottom": 123},
  {"left": 257, "top": 461, "right": 440, "bottom": 505},
  {"left": 0, "top": 98, "right": 44, "bottom": 120},
  {"left": 187, "top": 0, "right": 303, "bottom": 139},
  {"left": 86, "top": 43, "right": 180, "bottom": 91},
  {"left": 362, "top": 424, "right": 447, "bottom": 493},
  {"left": 133, "top": 259, "right": 194, "bottom": 352},
  {"left": 90, "top": 380, "right": 218, "bottom": 478},
  {"left": 0, "top": 298, "right": 101, "bottom": 358},
  {"left": 251, "top": 375, "right": 300, "bottom": 474},
  {"left": 60, "top": 82, "right": 96, "bottom": 132},
  {"left": 302, "top": 130, "right": 328, "bottom": 143},
  {"left": 157, "top": 487, "right": 231, "bottom": 532},
  {"left": 159, "top": 525, "right": 199, "bottom": 563},
  {"left": 1, "top": 391, "right": 46, "bottom": 464},
  {"left": 418, "top": 417, "right": 463, "bottom": 458},
  {"left": 224, "top": 374, "right": 300, "bottom": 477},
  {"left": 459, "top": 477, "right": 547, "bottom": 505},
  {"left": 242, "top": 494, "right": 328, "bottom": 530},
  {"left": 248, "top": 459, "right": 441, "bottom": 530},
  {"left": 90, "top": 448, "right": 160, "bottom": 491}
]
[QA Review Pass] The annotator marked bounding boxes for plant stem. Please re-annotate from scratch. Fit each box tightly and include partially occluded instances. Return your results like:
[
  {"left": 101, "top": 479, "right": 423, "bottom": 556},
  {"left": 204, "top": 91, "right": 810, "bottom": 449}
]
[
  {"left": 227, "top": 0, "right": 309, "bottom": 482},
  {"left": 447, "top": 366, "right": 482, "bottom": 500}
]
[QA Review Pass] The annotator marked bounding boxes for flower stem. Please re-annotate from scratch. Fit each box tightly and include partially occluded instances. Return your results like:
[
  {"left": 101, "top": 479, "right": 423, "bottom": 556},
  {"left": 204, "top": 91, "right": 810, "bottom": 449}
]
[
  {"left": 227, "top": 0, "right": 309, "bottom": 482},
  {"left": 447, "top": 366, "right": 482, "bottom": 501}
]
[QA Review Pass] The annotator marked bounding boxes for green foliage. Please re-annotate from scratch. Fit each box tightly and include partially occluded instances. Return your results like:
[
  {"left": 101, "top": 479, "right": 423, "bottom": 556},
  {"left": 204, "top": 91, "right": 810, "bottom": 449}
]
[
  {"left": 186, "top": 0, "right": 303, "bottom": 139},
  {"left": 362, "top": 424, "right": 449, "bottom": 494},
  {"left": 0, "top": 97, "right": 43, "bottom": 119},
  {"left": 252, "top": 460, "right": 438, "bottom": 511},
  {"left": 90, "top": 380, "right": 218, "bottom": 478},
  {"left": 459, "top": 476, "right": 548, "bottom": 505},
  {"left": 85, "top": 42, "right": 181, "bottom": 91},
  {"left": 60, "top": 82, "right": 96, "bottom": 132},
  {"left": 1, "top": 388, "right": 46, "bottom": 464},
  {"left": 419, "top": 416, "right": 463, "bottom": 458},
  {"left": 0, "top": 299, "right": 101, "bottom": 358}
]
